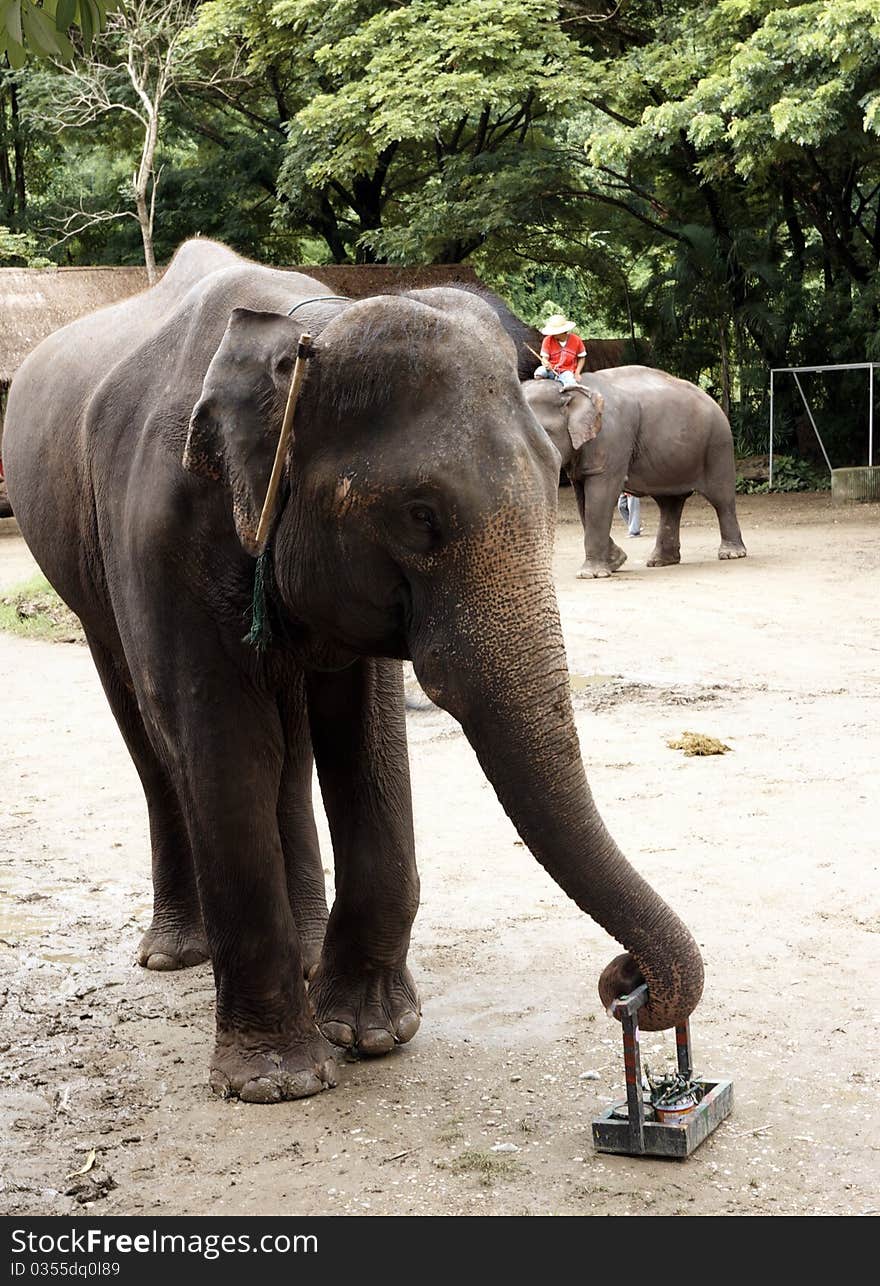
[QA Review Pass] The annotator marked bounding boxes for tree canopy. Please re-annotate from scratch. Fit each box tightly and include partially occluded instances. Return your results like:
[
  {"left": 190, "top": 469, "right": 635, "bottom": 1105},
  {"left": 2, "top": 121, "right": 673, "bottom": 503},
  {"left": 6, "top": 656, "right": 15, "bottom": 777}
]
[{"left": 2, "top": 0, "right": 878, "bottom": 462}]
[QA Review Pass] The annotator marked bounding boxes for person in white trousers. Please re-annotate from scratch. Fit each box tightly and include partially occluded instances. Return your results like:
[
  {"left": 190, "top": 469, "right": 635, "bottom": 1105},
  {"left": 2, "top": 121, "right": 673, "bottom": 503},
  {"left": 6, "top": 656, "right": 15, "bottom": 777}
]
[{"left": 618, "top": 492, "right": 641, "bottom": 537}]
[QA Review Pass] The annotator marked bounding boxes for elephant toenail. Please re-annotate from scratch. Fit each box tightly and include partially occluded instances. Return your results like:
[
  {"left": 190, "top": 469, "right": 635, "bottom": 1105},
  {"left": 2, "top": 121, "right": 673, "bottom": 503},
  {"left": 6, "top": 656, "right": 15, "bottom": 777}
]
[
  {"left": 358, "top": 1028, "right": 395, "bottom": 1057},
  {"left": 208, "top": 1069, "right": 232, "bottom": 1099},
  {"left": 395, "top": 1011, "right": 420, "bottom": 1043},
  {"left": 320, "top": 1021, "right": 356, "bottom": 1048},
  {"left": 319, "top": 1060, "right": 338, "bottom": 1087},
  {"left": 279, "top": 1071, "right": 323, "bottom": 1099},
  {"left": 240, "top": 1077, "right": 283, "bottom": 1104},
  {"left": 146, "top": 952, "right": 179, "bottom": 971}
]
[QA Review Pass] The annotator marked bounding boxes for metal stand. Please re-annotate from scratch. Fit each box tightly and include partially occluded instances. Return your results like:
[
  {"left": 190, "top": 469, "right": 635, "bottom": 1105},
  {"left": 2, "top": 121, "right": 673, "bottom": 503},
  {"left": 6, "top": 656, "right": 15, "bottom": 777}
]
[{"left": 592, "top": 986, "right": 733, "bottom": 1159}]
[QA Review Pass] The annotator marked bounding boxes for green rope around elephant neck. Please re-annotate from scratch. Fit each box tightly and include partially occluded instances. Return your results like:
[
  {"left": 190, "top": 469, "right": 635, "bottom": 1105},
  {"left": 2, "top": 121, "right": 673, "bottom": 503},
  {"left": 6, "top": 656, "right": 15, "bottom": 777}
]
[{"left": 245, "top": 548, "right": 273, "bottom": 650}]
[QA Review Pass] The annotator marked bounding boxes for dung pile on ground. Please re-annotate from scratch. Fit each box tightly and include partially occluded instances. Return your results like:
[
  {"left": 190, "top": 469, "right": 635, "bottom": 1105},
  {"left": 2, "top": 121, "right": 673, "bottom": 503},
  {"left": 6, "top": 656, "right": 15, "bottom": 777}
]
[{"left": 667, "top": 731, "right": 731, "bottom": 756}]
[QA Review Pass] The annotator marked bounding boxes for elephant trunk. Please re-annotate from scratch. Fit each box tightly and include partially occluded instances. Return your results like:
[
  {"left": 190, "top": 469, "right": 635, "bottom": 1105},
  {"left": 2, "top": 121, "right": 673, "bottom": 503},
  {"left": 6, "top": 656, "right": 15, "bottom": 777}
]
[{"left": 411, "top": 526, "right": 703, "bottom": 1031}]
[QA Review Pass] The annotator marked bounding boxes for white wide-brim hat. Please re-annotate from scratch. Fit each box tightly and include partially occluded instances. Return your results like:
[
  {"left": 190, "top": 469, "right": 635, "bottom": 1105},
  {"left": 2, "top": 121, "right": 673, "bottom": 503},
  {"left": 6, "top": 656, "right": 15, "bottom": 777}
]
[{"left": 540, "top": 313, "right": 577, "bottom": 336}]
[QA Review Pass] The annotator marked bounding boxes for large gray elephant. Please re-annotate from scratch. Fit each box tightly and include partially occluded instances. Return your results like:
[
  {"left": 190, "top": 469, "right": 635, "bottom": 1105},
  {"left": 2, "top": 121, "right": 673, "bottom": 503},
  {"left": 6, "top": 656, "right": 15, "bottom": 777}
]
[
  {"left": 4, "top": 240, "right": 703, "bottom": 1104},
  {"left": 524, "top": 367, "right": 747, "bottom": 577}
]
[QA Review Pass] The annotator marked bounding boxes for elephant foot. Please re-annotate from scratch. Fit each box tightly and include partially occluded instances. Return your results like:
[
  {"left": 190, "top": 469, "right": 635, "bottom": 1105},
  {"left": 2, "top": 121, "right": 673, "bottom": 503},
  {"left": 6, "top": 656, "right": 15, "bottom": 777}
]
[
  {"left": 137, "top": 917, "right": 210, "bottom": 971},
  {"left": 647, "top": 549, "right": 681, "bottom": 567},
  {"left": 311, "top": 961, "right": 421, "bottom": 1057},
  {"left": 577, "top": 562, "right": 613, "bottom": 579},
  {"left": 719, "top": 542, "right": 747, "bottom": 560},
  {"left": 209, "top": 1028, "right": 338, "bottom": 1103},
  {"left": 577, "top": 545, "right": 626, "bottom": 579}
]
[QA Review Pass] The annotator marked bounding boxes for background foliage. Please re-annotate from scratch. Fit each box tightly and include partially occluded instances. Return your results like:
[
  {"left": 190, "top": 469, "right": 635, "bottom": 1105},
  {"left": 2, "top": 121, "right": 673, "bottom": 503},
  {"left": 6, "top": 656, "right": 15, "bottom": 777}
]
[{"left": 1, "top": 0, "right": 878, "bottom": 464}]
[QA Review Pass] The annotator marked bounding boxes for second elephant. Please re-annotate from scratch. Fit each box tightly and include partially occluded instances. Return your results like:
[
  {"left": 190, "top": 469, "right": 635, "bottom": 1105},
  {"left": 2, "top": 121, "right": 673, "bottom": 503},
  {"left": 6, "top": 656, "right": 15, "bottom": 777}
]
[{"left": 523, "top": 366, "right": 747, "bottom": 578}]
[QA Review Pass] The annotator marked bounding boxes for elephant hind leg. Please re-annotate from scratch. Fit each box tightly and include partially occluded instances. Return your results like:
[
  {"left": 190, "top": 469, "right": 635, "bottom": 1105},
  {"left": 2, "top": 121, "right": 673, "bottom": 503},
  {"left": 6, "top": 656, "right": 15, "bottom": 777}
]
[
  {"left": 277, "top": 681, "right": 329, "bottom": 980},
  {"left": 703, "top": 489, "right": 747, "bottom": 559},
  {"left": 699, "top": 454, "right": 747, "bottom": 559},
  {"left": 85, "top": 632, "right": 208, "bottom": 971},
  {"left": 647, "top": 493, "right": 691, "bottom": 566}
]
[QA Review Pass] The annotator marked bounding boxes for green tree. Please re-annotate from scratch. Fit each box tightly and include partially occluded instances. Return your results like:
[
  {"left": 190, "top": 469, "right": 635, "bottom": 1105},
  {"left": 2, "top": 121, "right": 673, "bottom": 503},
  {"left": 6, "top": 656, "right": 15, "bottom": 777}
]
[
  {"left": 0, "top": 221, "right": 49, "bottom": 263},
  {"left": 284, "top": 0, "right": 580, "bottom": 262},
  {"left": 34, "top": 0, "right": 207, "bottom": 280},
  {"left": 172, "top": 0, "right": 307, "bottom": 258},
  {"left": 190, "top": 0, "right": 584, "bottom": 263}
]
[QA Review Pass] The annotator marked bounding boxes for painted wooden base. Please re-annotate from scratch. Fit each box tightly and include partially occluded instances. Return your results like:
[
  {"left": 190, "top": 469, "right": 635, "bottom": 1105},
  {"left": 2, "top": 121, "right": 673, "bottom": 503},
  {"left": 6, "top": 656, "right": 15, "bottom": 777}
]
[{"left": 592, "top": 1078, "right": 733, "bottom": 1159}]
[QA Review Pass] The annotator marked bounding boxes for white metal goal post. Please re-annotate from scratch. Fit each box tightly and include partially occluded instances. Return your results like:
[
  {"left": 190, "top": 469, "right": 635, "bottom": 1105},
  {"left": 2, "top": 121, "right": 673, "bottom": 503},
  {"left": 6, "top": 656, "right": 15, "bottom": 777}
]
[{"left": 769, "top": 362, "right": 878, "bottom": 487}]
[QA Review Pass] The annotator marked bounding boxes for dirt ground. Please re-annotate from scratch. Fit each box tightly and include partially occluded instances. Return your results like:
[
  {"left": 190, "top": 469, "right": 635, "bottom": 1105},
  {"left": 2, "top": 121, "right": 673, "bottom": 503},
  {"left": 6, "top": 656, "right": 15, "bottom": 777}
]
[{"left": 1, "top": 490, "right": 878, "bottom": 1217}]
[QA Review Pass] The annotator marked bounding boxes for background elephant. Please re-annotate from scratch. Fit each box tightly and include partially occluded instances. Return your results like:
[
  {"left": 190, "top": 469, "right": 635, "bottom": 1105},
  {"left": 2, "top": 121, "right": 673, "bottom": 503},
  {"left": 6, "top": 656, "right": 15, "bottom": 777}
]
[
  {"left": 524, "top": 366, "right": 747, "bottom": 577},
  {"left": 4, "top": 240, "right": 703, "bottom": 1105}
]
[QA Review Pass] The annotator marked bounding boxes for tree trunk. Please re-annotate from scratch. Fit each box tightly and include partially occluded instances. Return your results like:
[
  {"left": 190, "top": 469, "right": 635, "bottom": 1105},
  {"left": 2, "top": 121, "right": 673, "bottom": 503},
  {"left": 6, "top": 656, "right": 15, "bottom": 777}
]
[
  {"left": 135, "top": 189, "right": 157, "bottom": 284},
  {"left": 10, "top": 79, "right": 25, "bottom": 216},
  {"left": 134, "top": 104, "right": 160, "bottom": 284},
  {"left": 719, "top": 323, "right": 731, "bottom": 419},
  {"left": 0, "top": 84, "right": 13, "bottom": 222}
]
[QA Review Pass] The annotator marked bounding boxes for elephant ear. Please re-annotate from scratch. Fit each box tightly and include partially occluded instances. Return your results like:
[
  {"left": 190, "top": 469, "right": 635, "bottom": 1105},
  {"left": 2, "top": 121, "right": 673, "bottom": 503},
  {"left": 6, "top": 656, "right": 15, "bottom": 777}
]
[
  {"left": 563, "top": 385, "right": 604, "bottom": 451},
  {"left": 183, "top": 308, "right": 303, "bottom": 555}
]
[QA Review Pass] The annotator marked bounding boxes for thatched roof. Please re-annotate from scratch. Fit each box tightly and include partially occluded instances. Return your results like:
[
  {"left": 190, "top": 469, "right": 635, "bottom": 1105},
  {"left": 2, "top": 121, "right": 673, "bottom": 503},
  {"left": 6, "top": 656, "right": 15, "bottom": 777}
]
[{"left": 0, "top": 266, "right": 151, "bottom": 383}]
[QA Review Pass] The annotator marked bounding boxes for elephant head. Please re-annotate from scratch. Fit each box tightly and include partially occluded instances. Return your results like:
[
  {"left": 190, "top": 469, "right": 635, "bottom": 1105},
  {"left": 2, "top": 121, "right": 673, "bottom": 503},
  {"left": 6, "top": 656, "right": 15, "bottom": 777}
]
[
  {"left": 183, "top": 291, "right": 703, "bottom": 1030},
  {"left": 522, "top": 379, "right": 607, "bottom": 476}
]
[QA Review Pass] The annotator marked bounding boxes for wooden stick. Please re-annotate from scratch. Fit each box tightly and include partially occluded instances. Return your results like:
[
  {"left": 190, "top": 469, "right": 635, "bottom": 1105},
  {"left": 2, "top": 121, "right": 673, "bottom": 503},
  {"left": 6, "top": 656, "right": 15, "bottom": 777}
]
[{"left": 255, "top": 333, "right": 312, "bottom": 553}]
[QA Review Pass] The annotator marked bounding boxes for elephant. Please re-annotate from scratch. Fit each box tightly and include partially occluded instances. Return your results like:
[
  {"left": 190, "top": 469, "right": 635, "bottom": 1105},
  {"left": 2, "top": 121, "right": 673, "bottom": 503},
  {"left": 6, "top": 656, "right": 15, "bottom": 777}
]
[
  {"left": 4, "top": 239, "right": 703, "bottom": 1104},
  {"left": 523, "top": 367, "right": 747, "bottom": 578}
]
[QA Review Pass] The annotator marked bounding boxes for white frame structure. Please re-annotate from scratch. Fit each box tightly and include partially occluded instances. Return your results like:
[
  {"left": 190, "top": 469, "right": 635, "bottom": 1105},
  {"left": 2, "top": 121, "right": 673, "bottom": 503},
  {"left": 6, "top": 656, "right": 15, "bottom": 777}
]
[{"left": 769, "top": 362, "right": 878, "bottom": 487}]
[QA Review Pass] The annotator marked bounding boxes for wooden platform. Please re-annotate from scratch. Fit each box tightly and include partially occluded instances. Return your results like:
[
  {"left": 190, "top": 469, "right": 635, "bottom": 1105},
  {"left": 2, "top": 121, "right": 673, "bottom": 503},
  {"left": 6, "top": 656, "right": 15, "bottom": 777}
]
[{"left": 592, "top": 1078, "right": 734, "bottom": 1159}]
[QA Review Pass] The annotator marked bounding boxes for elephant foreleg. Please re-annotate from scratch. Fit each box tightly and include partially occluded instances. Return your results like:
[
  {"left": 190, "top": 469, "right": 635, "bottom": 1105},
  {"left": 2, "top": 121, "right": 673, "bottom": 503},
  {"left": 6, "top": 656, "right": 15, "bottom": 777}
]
[
  {"left": 648, "top": 493, "right": 691, "bottom": 566},
  {"left": 85, "top": 632, "right": 208, "bottom": 971},
  {"left": 575, "top": 477, "right": 627, "bottom": 579},
  {"left": 306, "top": 657, "right": 421, "bottom": 1058},
  {"left": 133, "top": 648, "right": 336, "bottom": 1103}
]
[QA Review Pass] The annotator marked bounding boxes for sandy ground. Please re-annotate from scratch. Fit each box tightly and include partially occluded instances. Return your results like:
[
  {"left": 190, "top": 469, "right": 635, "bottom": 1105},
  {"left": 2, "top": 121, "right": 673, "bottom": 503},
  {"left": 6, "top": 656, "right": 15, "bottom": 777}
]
[{"left": 1, "top": 490, "right": 878, "bottom": 1218}]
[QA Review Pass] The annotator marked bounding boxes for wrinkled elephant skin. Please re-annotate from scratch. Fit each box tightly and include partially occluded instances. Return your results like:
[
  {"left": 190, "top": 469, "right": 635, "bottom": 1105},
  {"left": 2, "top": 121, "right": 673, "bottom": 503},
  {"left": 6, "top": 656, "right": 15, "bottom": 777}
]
[{"left": 4, "top": 241, "right": 703, "bottom": 1104}]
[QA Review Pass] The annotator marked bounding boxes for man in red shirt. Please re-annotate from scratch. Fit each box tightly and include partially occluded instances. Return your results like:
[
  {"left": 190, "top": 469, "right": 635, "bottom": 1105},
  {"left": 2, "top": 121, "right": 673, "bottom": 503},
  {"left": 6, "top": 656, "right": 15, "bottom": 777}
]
[{"left": 535, "top": 314, "right": 586, "bottom": 388}]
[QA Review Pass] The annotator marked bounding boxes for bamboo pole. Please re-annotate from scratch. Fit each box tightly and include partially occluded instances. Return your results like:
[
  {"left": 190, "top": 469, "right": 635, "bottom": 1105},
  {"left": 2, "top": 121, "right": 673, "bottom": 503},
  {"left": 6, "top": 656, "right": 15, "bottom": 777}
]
[{"left": 254, "top": 334, "right": 312, "bottom": 553}]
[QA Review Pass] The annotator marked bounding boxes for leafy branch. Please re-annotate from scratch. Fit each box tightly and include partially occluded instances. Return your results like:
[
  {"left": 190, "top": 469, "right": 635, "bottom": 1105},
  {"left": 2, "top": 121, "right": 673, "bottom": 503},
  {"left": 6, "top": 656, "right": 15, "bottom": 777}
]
[{"left": 1, "top": 2, "right": 119, "bottom": 68}]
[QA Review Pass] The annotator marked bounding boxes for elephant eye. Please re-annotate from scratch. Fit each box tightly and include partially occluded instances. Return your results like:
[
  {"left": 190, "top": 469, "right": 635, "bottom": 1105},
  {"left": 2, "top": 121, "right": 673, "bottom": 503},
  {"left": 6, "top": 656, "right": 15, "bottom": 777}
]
[{"left": 408, "top": 503, "right": 437, "bottom": 531}]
